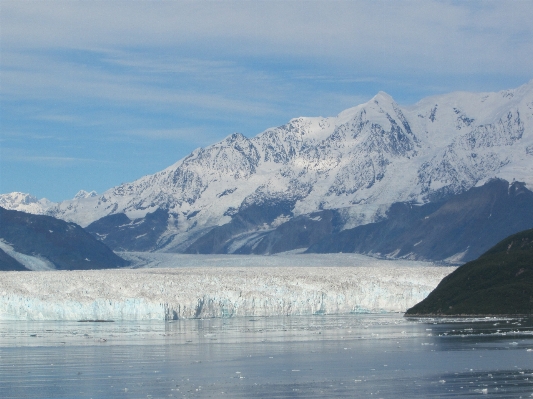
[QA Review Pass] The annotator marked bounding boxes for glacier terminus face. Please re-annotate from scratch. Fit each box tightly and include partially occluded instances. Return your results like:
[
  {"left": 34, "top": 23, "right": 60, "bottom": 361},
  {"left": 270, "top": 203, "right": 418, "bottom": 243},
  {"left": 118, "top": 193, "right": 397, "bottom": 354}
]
[{"left": 0, "top": 261, "right": 455, "bottom": 321}]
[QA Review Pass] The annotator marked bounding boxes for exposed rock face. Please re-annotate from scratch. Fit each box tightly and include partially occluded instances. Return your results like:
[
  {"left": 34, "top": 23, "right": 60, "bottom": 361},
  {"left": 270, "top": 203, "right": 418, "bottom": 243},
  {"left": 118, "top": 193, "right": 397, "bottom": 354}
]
[{"left": 85, "top": 208, "right": 172, "bottom": 252}]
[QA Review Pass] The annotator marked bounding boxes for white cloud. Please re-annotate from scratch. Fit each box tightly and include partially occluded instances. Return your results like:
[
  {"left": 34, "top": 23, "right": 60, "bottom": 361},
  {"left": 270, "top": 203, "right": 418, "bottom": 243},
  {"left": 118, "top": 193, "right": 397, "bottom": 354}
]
[
  {"left": 2, "top": 1, "right": 531, "bottom": 120},
  {"left": 122, "top": 127, "right": 216, "bottom": 144},
  {"left": 1, "top": 151, "right": 111, "bottom": 165},
  {"left": 2, "top": 1, "right": 532, "bottom": 75},
  {"left": 1, "top": 48, "right": 283, "bottom": 113}
]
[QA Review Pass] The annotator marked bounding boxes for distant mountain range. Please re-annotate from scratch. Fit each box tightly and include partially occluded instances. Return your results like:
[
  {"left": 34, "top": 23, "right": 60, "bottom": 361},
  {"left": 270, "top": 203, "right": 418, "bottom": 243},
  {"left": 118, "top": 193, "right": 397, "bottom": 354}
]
[{"left": 1, "top": 81, "right": 532, "bottom": 262}]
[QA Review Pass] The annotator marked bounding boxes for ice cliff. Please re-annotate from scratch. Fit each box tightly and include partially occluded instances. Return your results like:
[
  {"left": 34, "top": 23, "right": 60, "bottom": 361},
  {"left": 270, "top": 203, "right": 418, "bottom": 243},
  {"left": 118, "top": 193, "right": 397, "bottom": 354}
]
[{"left": 0, "top": 266, "right": 455, "bottom": 320}]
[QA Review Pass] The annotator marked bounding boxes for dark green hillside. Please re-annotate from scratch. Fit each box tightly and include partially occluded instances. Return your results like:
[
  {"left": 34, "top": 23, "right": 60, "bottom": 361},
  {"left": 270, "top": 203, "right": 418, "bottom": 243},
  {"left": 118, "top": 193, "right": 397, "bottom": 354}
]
[{"left": 405, "top": 228, "right": 533, "bottom": 316}]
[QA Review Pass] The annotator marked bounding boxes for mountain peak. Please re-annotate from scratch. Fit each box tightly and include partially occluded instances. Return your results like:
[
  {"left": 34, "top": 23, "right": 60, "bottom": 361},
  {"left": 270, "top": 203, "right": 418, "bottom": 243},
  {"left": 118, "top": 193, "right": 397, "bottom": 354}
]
[
  {"left": 1, "top": 82, "right": 531, "bottom": 255},
  {"left": 0, "top": 192, "right": 54, "bottom": 216},
  {"left": 74, "top": 190, "right": 98, "bottom": 200},
  {"left": 371, "top": 91, "right": 394, "bottom": 104},
  {"left": 337, "top": 91, "right": 396, "bottom": 121},
  {"left": 223, "top": 132, "right": 247, "bottom": 143},
  {"left": 0, "top": 192, "right": 39, "bottom": 205}
]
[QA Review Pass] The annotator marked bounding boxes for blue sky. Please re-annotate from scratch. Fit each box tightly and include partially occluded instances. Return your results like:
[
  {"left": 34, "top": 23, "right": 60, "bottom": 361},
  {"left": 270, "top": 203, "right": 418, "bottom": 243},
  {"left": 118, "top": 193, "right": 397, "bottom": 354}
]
[{"left": 1, "top": 1, "right": 532, "bottom": 202}]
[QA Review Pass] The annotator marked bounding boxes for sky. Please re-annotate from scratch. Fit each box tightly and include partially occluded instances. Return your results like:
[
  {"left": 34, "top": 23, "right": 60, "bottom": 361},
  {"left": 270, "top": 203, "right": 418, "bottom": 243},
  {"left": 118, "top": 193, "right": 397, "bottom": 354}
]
[{"left": 1, "top": 1, "right": 532, "bottom": 202}]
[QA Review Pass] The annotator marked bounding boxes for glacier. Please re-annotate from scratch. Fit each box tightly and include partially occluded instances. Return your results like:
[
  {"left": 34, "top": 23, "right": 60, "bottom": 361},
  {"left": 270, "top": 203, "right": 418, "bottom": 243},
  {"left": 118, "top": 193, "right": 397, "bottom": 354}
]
[{"left": 0, "top": 255, "right": 455, "bottom": 320}]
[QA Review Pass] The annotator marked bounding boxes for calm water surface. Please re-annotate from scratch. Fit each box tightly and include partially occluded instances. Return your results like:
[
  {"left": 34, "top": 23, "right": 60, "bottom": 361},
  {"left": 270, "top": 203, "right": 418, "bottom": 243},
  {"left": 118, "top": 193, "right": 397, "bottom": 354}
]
[{"left": 1, "top": 314, "right": 533, "bottom": 398}]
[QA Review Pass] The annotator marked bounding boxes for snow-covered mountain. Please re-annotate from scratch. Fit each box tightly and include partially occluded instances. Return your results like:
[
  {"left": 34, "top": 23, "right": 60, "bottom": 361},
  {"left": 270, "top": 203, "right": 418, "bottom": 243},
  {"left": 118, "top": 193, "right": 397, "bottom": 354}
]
[
  {"left": 73, "top": 190, "right": 98, "bottom": 200},
  {"left": 2, "top": 81, "right": 533, "bottom": 256},
  {"left": 0, "top": 192, "right": 53, "bottom": 215}
]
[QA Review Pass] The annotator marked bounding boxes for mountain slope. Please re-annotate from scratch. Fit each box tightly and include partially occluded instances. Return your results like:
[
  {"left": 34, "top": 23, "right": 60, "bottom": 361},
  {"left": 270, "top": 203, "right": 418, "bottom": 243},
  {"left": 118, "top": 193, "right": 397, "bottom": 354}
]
[
  {"left": 1, "top": 81, "right": 533, "bottom": 256},
  {"left": 0, "top": 248, "right": 27, "bottom": 271},
  {"left": 85, "top": 208, "right": 172, "bottom": 252},
  {"left": 0, "top": 207, "right": 129, "bottom": 270},
  {"left": 307, "top": 179, "right": 533, "bottom": 263},
  {"left": 405, "top": 228, "right": 533, "bottom": 316}
]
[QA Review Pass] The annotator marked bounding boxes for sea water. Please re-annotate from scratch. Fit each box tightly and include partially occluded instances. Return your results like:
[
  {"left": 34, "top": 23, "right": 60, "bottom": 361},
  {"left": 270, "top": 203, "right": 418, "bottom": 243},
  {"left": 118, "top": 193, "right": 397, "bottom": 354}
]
[{"left": 1, "top": 314, "right": 532, "bottom": 398}]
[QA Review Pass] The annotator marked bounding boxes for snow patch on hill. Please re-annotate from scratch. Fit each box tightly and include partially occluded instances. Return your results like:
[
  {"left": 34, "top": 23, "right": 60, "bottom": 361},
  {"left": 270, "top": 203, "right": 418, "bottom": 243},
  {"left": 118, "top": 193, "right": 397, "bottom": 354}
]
[{"left": 0, "top": 240, "right": 54, "bottom": 271}]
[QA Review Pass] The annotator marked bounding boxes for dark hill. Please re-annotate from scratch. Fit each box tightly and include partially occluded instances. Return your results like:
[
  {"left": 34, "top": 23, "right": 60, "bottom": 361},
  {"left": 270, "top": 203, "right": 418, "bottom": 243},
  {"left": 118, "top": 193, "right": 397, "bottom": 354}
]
[
  {"left": 405, "top": 228, "right": 533, "bottom": 316},
  {"left": 184, "top": 199, "right": 297, "bottom": 254},
  {"left": 0, "top": 247, "right": 27, "bottom": 271},
  {"left": 85, "top": 208, "right": 171, "bottom": 252},
  {"left": 307, "top": 179, "right": 533, "bottom": 263},
  {"left": 0, "top": 206, "right": 129, "bottom": 271}
]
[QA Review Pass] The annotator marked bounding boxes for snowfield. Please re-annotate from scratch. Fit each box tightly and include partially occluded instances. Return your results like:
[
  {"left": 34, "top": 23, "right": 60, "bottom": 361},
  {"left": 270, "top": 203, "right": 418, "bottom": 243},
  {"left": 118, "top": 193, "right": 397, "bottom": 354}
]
[
  {"left": 119, "top": 251, "right": 442, "bottom": 268},
  {"left": 0, "top": 254, "right": 455, "bottom": 320}
]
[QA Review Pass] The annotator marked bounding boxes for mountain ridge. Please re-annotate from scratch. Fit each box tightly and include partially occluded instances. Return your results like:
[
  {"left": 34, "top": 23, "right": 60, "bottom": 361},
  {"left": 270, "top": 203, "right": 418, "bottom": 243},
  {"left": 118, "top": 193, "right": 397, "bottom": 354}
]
[{"left": 2, "top": 81, "right": 532, "bottom": 259}]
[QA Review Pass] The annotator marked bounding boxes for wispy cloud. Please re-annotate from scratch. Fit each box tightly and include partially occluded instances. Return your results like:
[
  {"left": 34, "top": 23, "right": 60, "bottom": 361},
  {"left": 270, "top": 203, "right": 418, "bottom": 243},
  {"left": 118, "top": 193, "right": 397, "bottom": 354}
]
[
  {"left": 3, "top": 1, "right": 532, "bottom": 120},
  {"left": 122, "top": 127, "right": 218, "bottom": 146},
  {"left": 1, "top": 152, "right": 113, "bottom": 166},
  {"left": 1, "top": 131, "right": 61, "bottom": 141},
  {"left": 1, "top": 50, "right": 281, "bottom": 116},
  {"left": 32, "top": 114, "right": 82, "bottom": 124},
  {"left": 2, "top": 1, "right": 532, "bottom": 75}
]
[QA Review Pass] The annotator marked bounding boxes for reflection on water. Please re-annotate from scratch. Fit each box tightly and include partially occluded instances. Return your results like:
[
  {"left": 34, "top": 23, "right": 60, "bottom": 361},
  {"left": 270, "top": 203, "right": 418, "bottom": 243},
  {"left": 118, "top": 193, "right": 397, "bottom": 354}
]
[{"left": 1, "top": 314, "right": 532, "bottom": 398}]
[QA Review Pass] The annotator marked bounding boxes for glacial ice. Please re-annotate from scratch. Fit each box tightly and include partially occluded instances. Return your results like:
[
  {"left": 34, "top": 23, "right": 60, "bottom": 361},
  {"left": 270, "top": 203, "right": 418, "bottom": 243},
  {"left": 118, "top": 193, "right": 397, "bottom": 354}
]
[{"left": 0, "top": 260, "right": 455, "bottom": 320}]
